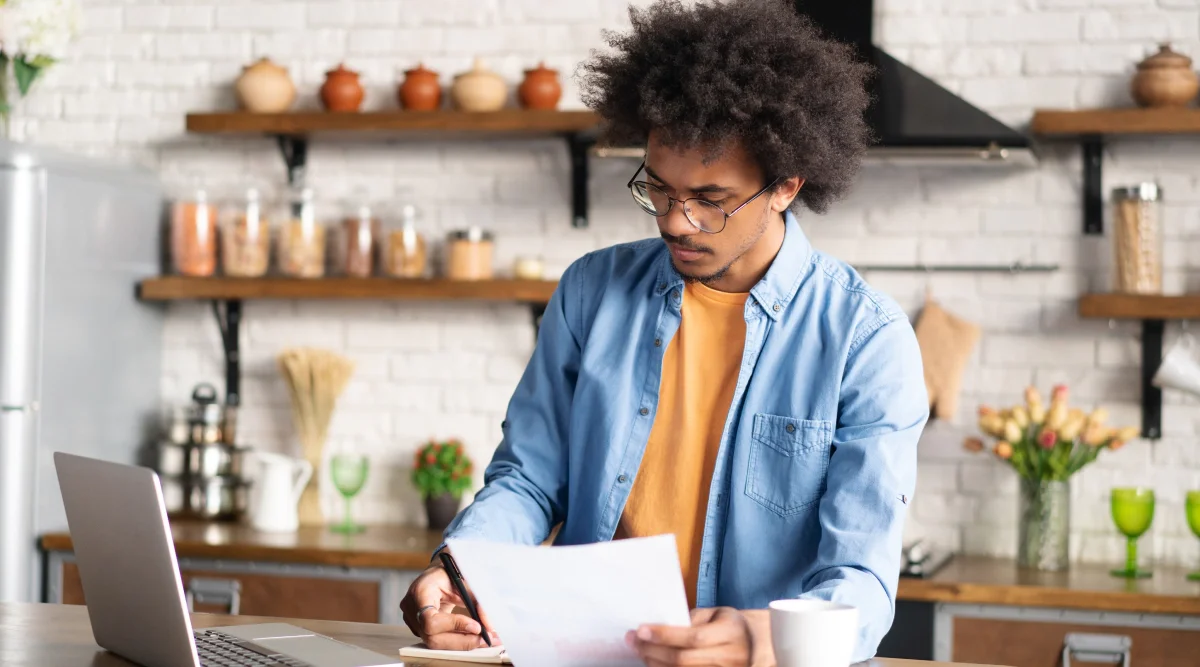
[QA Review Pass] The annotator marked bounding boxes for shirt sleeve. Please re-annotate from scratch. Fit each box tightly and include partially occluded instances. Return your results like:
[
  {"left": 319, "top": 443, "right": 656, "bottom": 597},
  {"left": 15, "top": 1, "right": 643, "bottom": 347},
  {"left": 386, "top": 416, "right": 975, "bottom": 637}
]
[
  {"left": 798, "top": 314, "right": 927, "bottom": 662},
  {"left": 439, "top": 254, "right": 589, "bottom": 548}
]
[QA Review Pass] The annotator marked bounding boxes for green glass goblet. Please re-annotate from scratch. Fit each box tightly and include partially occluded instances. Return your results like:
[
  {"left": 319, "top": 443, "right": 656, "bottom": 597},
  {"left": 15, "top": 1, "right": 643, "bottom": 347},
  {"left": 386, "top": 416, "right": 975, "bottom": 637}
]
[
  {"left": 1110, "top": 487, "right": 1155, "bottom": 579},
  {"left": 330, "top": 453, "right": 369, "bottom": 534},
  {"left": 1186, "top": 491, "right": 1200, "bottom": 582}
]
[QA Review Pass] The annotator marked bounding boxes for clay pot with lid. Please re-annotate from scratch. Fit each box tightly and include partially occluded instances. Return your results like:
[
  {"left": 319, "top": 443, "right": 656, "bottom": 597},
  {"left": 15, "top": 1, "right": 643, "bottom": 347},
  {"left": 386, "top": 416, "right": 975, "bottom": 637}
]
[
  {"left": 235, "top": 58, "right": 296, "bottom": 113},
  {"left": 518, "top": 62, "right": 562, "bottom": 110},
  {"left": 320, "top": 64, "right": 365, "bottom": 112},
  {"left": 399, "top": 63, "right": 442, "bottom": 111},
  {"left": 1132, "top": 43, "right": 1199, "bottom": 108},
  {"left": 451, "top": 57, "right": 507, "bottom": 112}
]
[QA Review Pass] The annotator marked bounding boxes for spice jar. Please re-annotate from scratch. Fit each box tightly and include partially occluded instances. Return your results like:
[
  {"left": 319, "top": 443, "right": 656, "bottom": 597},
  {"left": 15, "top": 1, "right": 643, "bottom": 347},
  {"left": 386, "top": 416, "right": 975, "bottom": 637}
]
[
  {"left": 221, "top": 188, "right": 271, "bottom": 277},
  {"left": 338, "top": 202, "right": 380, "bottom": 278},
  {"left": 445, "top": 227, "right": 494, "bottom": 280},
  {"left": 1112, "top": 183, "right": 1163, "bottom": 294},
  {"left": 384, "top": 204, "right": 427, "bottom": 278},
  {"left": 277, "top": 187, "right": 326, "bottom": 278},
  {"left": 170, "top": 190, "right": 217, "bottom": 277}
]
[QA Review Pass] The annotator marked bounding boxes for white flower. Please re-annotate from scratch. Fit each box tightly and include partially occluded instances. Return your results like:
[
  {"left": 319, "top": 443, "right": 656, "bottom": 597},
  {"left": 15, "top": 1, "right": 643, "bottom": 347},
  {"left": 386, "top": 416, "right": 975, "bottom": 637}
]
[{"left": 3, "top": 0, "right": 80, "bottom": 61}]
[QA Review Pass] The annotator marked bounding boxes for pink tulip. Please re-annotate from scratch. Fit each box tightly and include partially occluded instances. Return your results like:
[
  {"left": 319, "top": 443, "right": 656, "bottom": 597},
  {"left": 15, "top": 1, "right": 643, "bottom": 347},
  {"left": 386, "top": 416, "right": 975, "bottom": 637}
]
[{"left": 1038, "top": 429, "right": 1057, "bottom": 449}]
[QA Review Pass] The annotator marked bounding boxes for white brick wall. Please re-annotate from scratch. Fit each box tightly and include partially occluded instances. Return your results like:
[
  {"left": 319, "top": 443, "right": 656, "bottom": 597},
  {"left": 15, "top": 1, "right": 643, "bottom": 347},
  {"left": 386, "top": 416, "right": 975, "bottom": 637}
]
[{"left": 24, "top": 0, "right": 1200, "bottom": 567}]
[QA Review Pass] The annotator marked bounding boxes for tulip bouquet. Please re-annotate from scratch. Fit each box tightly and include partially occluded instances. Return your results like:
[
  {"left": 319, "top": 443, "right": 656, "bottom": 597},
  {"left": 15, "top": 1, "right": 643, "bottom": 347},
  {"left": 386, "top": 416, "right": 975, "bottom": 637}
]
[
  {"left": 965, "top": 384, "right": 1141, "bottom": 570},
  {"left": 966, "top": 384, "right": 1139, "bottom": 482}
]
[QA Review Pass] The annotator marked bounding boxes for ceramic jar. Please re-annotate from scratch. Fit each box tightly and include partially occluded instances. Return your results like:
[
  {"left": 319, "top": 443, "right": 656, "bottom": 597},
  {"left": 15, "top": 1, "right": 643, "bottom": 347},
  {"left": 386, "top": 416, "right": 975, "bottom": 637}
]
[
  {"left": 320, "top": 64, "right": 365, "bottom": 112},
  {"left": 235, "top": 58, "right": 296, "bottom": 113},
  {"left": 518, "top": 62, "right": 562, "bottom": 110},
  {"left": 399, "top": 63, "right": 442, "bottom": 111},
  {"left": 451, "top": 57, "right": 507, "bottom": 112},
  {"left": 1132, "top": 44, "right": 1199, "bottom": 108}
]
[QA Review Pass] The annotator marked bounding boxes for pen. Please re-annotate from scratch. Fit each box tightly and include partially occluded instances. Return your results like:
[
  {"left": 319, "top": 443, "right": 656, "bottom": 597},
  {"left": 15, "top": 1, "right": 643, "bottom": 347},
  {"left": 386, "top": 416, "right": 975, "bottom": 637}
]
[{"left": 439, "top": 551, "right": 492, "bottom": 647}]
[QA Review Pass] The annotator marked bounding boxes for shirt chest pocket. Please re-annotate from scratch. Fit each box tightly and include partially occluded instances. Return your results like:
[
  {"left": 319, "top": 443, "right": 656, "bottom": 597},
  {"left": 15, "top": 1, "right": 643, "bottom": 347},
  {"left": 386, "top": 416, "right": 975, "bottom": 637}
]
[{"left": 745, "top": 414, "right": 833, "bottom": 517}]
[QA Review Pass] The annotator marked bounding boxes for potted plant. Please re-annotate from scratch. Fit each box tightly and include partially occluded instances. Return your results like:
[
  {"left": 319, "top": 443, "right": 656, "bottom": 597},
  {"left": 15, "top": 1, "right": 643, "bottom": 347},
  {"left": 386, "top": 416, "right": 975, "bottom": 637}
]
[
  {"left": 966, "top": 385, "right": 1139, "bottom": 571},
  {"left": 411, "top": 439, "right": 473, "bottom": 532}
]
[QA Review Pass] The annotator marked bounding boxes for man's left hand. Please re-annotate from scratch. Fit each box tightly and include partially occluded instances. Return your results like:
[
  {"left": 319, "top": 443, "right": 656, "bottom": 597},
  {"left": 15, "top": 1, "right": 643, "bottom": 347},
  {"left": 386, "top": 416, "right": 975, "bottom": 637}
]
[{"left": 627, "top": 607, "right": 773, "bottom": 667}]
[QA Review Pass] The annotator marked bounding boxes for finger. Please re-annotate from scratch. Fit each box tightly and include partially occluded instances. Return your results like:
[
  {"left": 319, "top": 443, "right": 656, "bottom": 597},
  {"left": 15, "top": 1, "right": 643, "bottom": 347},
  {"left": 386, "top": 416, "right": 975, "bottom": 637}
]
[
  {"left": 422, "top": 610, "right": 482, "bottom": 638},
  {"left": 632, "top": 639, "right": 723, "bottom": 667},
  {"left": 638, "top": 611, "right": 743, "bottom": 649},
  {"left": 635, "top": 624, "right": 701, "bottom": 649},
  {"left": 424, "top": 630, "right": 490, "bottom": 651},
  {"left": 689, "top": 607, "right": 718, "bottom": 625}
]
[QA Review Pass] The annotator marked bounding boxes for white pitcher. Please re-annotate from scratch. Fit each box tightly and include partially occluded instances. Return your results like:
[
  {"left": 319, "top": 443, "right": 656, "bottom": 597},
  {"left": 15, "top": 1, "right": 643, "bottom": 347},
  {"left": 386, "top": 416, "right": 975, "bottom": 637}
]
[{"left": 246, "top": 451, "right": 313, "bottom": 533}]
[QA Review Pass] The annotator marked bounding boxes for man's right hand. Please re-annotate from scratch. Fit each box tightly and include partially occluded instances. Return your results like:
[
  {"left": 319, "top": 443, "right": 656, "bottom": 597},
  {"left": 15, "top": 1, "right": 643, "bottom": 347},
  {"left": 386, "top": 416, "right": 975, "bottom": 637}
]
[{"left": 400, "top": 560, "right": 499, "bottom": 650}]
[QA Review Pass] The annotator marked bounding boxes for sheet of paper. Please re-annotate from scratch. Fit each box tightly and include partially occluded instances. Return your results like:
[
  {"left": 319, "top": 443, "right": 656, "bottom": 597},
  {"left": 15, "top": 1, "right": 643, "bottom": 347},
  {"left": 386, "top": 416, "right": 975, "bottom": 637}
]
[
  {"left": 445, "top": 534, "right": 691, "bottom": 667},
  {"left": 399, "top": 644, "right": 511, "bottom": 664}
]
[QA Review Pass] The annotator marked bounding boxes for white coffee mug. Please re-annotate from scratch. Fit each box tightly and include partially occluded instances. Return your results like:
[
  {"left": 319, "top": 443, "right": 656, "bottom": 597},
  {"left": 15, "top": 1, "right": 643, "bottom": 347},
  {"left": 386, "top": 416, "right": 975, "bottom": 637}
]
[
  {"left": 1152, "top": 333, "right": 1200, "bottom": 396},
  {"left": 769, "top": 599, "right": 859, "bottom": 667}
]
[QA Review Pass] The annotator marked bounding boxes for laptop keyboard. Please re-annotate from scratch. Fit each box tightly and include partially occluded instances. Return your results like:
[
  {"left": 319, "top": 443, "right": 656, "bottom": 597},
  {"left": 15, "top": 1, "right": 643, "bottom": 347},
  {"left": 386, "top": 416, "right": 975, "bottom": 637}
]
[{"left": 194, "top": 629, "right": 313, "bottom": 667}]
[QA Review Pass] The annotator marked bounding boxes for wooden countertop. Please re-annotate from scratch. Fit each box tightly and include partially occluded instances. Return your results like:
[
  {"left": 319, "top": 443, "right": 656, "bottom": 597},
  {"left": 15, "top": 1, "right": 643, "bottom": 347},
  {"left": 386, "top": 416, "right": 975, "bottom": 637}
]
[
  {"left": 898, "top": 556, "right": 1200, "bottom": 615},
  {"left": 42, "top": 523, "right": 1200, "bottom": 615},
  {"left": 0, "top": 602, "right": 1001, "bottom": 667},
  {"left": 41, "top": 520, "right": 444, "bottom": 570}
]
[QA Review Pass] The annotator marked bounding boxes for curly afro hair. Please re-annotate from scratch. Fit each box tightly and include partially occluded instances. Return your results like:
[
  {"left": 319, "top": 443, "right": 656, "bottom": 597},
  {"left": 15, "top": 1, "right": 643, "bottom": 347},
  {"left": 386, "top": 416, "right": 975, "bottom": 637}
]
[{"left": 580, "top": 0, "right": 873, "bottom": 214}]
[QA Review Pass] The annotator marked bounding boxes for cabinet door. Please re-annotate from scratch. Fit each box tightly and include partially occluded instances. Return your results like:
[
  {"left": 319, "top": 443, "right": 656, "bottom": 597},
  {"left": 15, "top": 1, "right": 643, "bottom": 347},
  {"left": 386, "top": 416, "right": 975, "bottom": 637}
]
[
  {"left": 59, "top": 561, "right": 381, "bottom": 623},
  {"left": 953, "top": 617, "right": 1200, "bottom": 667}
]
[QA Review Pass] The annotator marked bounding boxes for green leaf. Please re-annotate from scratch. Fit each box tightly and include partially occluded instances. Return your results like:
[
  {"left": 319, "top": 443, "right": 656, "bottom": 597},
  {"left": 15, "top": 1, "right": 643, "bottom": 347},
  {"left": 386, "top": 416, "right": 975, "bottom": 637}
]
[
  {"left": 13, "top": 57, "right": 39, "bottom": 97},
  {"left": 29, "top": 55, "right": 55, "bottom": 69}
]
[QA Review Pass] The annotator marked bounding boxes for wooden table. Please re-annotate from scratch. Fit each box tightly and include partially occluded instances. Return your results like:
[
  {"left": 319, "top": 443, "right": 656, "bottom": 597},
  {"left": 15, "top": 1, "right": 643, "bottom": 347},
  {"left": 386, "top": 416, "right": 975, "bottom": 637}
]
[{"left": 0, "top": 601, "right": 1002, "bottom": 667}]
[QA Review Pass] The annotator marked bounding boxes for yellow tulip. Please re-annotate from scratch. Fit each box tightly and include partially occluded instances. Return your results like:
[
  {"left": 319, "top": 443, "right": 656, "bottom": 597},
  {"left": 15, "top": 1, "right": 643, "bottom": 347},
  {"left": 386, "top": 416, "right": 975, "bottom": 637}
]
[
  {"left": 1046, "top": 403, "right": 1068, "bottom": 430},
  {"left": 1116, "top": 426, "right": 1139, "bottom": 442},
  {"left": 1004, "top": 419, "right": 1023, "bottom": 444},
  {"left": 1024, "top": 386, "right": 1042, "bottom": 409},
  {"left": 980, "top": 415, "right": 1004, "bottom": 437},
  {"left": 994, "top": 442, "right": 1014, "bottom": 459},
  {"left": 1011, "top": 406, "right": 1030, "bottom": 429},
  {"left": 1030, "top": 402, "right": 1046, "bottom": 424},
  {"left": 1083, "top": 425, "right": 1108, "bottom": 447},
  {"left": 1059, "top": 415, "right": 1086, "bottom": 442},
  {"left": 1086, "top": 408, "right": 1108, "bottom": 427}
]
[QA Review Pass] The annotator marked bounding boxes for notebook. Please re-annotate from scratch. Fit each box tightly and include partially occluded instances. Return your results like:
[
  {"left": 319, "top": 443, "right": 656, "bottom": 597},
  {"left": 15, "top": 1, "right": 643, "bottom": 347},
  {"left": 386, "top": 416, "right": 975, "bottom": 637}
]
[{"left": 398, "top": 644, "right": 512, "bottom": 664}]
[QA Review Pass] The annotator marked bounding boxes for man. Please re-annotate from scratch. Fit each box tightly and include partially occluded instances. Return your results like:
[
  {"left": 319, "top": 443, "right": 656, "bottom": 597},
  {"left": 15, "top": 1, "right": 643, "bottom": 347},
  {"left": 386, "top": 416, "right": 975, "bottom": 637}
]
[{"left": 400, "top": 1, "right": 927, "bottom": 665}]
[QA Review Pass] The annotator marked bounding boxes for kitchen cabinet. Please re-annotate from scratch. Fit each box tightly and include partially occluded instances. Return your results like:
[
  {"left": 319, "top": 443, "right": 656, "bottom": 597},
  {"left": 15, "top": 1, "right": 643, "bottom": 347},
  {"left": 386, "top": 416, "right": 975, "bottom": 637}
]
[
  {"left": 943, "top": 604, "right": 1200, "bottom": 667},
  {"left": 42, "top": 522, "right": 438, "bottom": 625}
]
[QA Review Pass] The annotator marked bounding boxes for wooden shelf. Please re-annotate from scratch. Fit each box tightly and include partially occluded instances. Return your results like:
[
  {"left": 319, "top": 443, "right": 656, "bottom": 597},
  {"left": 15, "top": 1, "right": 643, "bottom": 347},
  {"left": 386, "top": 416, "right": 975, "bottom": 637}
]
[
  {"left": 137, "top": 276, "right": 559, "bottom": 304},
  {"left": 1078, "top": 293, "right": 1200, "bottom": 320},
  {"left": 185, "top": 109, "right": 601, "bottom": 136},
  {"left": 1032, "top": 107, "right": 1200, "bottom": 136}
]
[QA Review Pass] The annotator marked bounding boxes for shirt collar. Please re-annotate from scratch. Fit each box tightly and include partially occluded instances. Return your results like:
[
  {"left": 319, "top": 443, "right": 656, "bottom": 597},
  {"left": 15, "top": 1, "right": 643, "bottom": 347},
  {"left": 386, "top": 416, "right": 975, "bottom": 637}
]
[{"left": 653, "top": 210, "right": 814, "bottom": 321}]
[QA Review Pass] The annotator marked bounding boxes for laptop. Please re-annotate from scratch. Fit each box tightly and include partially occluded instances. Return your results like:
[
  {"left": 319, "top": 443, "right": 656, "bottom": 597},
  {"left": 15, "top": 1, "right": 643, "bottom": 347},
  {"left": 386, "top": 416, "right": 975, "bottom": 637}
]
[{"left": 54, "top": 452, "right": 401, "bottom": 667}]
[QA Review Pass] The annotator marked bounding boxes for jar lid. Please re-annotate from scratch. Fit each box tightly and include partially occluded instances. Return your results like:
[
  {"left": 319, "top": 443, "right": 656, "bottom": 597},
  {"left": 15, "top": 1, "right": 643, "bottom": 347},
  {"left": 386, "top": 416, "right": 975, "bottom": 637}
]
[
  {"left": 188, "top": 383, "right": 224, "bottom": 424},
  {"left": 1112, "top": 183, "right": 1161, "bottom": 201},
  {"left": 1137, "top": 43, "right": 1192, "bottom": 70},
  {"left": 449, "top": 227, "right": 494, "bottom": 242}
]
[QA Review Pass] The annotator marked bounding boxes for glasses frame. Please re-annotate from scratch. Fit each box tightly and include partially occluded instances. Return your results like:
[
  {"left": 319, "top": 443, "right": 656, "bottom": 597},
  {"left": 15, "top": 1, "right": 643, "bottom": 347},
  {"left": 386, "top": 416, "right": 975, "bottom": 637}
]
[{"left": 626, "top": 160, "right": 780, "bottom": 234}]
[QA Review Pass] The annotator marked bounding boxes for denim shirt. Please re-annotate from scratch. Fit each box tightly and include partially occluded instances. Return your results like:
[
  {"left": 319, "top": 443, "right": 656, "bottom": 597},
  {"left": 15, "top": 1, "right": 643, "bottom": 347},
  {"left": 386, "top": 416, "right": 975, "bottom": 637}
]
[{"left": 443, "top": 211, "right": 927, "bottom": 661}]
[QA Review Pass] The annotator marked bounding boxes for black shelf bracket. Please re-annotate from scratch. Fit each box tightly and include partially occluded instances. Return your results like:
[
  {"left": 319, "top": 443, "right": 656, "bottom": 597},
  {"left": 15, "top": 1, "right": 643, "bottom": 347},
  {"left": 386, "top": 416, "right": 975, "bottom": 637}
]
[
  {"left": 1082, "top": 135, "right": 1104, "bottom": 235},
  {"left": 212, "top": 300, "right": 243, "bottom": 408},
  {"left": 566, "top": 133, "right": 595, "bottom": 228},
  {"left": 276, "top": 135, "right": 309, "bottom": 187},
  {"left": 1140, "top": 318, "right": 1165, "bottom": 440}
]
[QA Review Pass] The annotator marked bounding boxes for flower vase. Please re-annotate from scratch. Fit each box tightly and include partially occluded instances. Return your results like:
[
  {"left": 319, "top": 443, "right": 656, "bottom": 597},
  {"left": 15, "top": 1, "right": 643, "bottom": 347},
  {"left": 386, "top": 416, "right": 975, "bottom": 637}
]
[{"left": 1018, "top": 478, "right": 1070, "bottom": 571}]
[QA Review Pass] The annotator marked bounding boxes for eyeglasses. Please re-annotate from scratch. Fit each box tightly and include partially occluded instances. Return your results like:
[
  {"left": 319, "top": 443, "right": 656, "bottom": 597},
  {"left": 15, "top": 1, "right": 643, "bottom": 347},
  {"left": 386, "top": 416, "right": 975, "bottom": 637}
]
[{"left": 626, "top": 161, "right": 780, "bottom": 234}]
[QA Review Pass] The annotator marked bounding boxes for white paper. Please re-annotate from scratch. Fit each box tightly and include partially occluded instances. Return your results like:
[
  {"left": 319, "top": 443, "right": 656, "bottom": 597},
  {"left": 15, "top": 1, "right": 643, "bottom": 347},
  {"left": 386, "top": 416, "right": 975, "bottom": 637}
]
[
  {"left": 399, "top": 644, "right": 511, "bottom": 664},
  {"left": 445, "top": 534, "right": 692, "bottom": 667}
]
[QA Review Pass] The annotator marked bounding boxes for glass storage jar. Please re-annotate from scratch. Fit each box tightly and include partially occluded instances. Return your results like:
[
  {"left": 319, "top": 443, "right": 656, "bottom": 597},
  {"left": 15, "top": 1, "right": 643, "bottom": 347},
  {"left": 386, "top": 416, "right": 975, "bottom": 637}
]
[
  {"left": 277, "top": 187, "right": 326, "bottom": 278},
  {"left": 1112, "top": 183, "right": 1163, "bottom": 294},
  {"left": 170, "top": 189, "right": 217, "bottom": 277},
  {"left": 383, "top": 204, "right": 427, "bottom": 278},
  {"left": 445, "top": 227, "right": 494, "bottom": 280},
  {"left": 338, "top": 201, "right": 380, "bottom": 278},
  {"left": 221, "top": 188, "right": 271, "bottom": 278}
]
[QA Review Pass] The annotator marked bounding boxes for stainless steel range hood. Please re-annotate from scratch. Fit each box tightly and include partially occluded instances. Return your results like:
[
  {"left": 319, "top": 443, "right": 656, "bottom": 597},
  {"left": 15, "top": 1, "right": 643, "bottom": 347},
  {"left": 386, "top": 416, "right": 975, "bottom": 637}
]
[{"left": 796, "top": 1, "right": 1036, "bottom": 166}]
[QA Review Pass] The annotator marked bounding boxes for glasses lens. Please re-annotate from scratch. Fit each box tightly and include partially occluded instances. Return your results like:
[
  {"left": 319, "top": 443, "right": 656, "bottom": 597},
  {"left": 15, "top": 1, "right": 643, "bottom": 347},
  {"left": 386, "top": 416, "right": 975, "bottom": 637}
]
[
  {"left": 631, "top": 182, "right": 669, "bottom": 216},
  {"left": 683, "top": 199, "right": 726, "bottom": 233}
]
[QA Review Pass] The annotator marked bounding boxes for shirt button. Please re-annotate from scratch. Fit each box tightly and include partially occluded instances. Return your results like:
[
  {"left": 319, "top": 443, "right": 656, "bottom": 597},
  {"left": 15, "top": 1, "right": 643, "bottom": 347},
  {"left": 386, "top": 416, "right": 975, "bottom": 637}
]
[
  {"left": 786, "top": 423, "right": 796, "bottom": 433},
  {"left": 773, "top": 303, "right": 782, "bottom": 312},
  {"left": 501, "top": 420, "right": 508, "bottom": 428},
  {"left": 618, "top": 474, "right": 628, "bottom": 483},
  {"left": 639, "top": 407, "right": 649, "bottom": 416},
  {"left": 654, "top": 338, "right": 662, "bottom": 347},
  {"left": 673, "top": 290, "right": 681, "bottom": 300},
  {"left": 658, "top": 283, "right": 667, "bottom": 291}
]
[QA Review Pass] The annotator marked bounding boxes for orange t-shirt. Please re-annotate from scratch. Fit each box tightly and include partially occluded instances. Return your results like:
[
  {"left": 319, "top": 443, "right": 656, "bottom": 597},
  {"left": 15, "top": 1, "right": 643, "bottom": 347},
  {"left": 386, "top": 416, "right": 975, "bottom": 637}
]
[{"left": 614, "top": 280, "right": 749, "bottom": 607}]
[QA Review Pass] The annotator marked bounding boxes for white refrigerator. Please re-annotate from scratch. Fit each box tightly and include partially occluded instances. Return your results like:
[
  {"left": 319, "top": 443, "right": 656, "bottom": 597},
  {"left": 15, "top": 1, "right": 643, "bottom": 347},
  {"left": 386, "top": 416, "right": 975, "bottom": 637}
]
[{"left": 0, "top": 140, "right": 165, "bottom": 602}]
